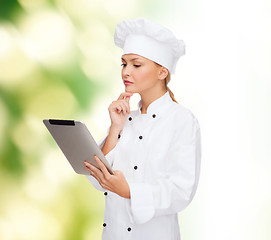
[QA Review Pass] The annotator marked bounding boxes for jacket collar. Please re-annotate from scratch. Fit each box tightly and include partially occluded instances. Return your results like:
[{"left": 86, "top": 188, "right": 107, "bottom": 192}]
[{"left": 136, "top": 90, "right": 172, "bottom": 118}]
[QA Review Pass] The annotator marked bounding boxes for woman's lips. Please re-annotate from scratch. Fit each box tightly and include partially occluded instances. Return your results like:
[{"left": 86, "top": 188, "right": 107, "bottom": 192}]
[{"left": 124, "top": 80, "right": 134, "bottom": 85}]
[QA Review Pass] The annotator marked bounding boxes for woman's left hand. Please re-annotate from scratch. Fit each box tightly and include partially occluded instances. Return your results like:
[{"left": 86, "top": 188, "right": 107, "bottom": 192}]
[{"left": 84, "top": 156, "right": 131, "bottom": 199}]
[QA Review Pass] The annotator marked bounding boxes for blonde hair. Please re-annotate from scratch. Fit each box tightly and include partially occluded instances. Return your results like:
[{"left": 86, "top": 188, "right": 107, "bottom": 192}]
[
  {"left": 165, "top": 72, "right": 178, "bottom": 103},
  {"left": 155, "top": 63, "right": 179, "bottom": 104}
]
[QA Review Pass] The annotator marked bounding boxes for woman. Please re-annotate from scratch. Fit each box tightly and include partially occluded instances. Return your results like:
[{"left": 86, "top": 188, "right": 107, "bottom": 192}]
[{"left": 84, "top": 17, "right": 201, "bottom": 240}]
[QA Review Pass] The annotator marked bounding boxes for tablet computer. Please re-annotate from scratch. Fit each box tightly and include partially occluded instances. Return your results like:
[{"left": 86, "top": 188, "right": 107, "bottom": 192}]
[{"left": 43, "top": 119, "right": 114, "bottom": 175}]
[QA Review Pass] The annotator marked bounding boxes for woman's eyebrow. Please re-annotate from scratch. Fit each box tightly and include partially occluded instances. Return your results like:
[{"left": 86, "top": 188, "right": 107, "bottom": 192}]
[{"left": 121, "top": 57, "right": 141, "bottom": 61}]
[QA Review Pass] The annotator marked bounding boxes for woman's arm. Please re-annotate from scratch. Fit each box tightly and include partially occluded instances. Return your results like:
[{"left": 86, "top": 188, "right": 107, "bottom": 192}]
[
  {"left": 86, "top": 125, "right": 120, "bottom": 192},
  {"left": 86, "top": 91, "right": 133, "bottom": 191},
  {"left": 101, "top": 125, "right": 121, "bottom": 156}
]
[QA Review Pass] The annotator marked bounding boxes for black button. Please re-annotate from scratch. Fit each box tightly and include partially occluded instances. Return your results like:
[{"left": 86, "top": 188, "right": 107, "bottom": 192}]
[
  {"left": 127, "top": 227, "right": 131, "bottom": 231},
  {"left": 118, "top": 134, "right": 121, "bottom": 139},
  {"left": 139, "top": 136, "right": 143, "bottom": 139},
  {"left": 103, "top": 223, "right": 106, "bottom": 227},
  {"left": 134, "top": 166, "right": 138, "bottom": 170},
  {"left": 104, "top": 192, "right": 107, "bottom": 196},
  {"left": 152, "top": 114, "right": 156, "bottom": 118},
  {"left": 129, "top": 117, "right": 132, "bottom": 121}
]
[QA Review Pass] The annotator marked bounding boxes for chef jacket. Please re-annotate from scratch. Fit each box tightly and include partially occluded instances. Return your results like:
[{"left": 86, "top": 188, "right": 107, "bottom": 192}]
[{"left": 86, "top": 90, "right": 201, "bottom": 240}]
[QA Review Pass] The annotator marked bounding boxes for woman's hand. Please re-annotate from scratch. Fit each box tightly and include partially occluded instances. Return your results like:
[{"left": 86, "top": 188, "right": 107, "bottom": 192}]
[
  {"left": 84, "top": 156, "right": 131, "bottom": 199},
  {"left": 108, "top": 92, "right": 133, "bottom": 131}
]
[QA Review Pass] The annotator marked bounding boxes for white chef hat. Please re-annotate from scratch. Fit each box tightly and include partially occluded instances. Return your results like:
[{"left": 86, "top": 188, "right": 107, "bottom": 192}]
[{"left": 114, "top": 17, "right": 185, "bottom": 75}]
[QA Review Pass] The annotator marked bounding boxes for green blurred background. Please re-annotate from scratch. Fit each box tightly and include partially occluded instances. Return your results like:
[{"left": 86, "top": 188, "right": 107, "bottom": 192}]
[
  {"left": 1, "top": 0, "right": 271, "bottom": 239},
  {"left": 0, "top": 0, "right": 189, "bottom": 239}
]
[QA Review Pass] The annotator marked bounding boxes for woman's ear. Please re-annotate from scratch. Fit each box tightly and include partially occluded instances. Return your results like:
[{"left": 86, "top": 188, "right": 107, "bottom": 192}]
[{"left": 158, "top": 67, "right": 169, "bottom": 80}]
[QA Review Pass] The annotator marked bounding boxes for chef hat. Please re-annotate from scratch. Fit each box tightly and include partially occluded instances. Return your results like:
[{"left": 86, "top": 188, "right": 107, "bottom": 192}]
[{"left": 114, "top": 17, "right": 185, "bottom": 74}]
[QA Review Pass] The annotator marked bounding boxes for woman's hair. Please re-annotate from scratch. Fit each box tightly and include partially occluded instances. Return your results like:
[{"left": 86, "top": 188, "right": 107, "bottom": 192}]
[
  {"left": 165, "top": 72, "right": 178, "bottom": 103},
  {"left": 155, "top": 63, "right": 179, "bottom": 104}
]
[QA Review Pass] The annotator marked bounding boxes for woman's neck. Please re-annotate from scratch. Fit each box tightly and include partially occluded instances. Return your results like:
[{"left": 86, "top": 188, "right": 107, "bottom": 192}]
[{"left": 140, "top": 89, "right": 167, "bottom": 114}]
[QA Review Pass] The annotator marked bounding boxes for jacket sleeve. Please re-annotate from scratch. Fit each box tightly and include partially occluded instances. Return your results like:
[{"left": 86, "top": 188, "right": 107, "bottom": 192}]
[
  {"left": 86, "top": 126, "right": 116, "bottom": 192},
  {"left": 126, "top": 113, "right": 201, "bottom": 224}
]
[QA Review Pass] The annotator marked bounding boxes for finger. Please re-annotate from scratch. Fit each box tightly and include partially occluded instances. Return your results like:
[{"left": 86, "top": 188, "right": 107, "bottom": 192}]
[
  {"left": 84, "top": 163, "right": 102, "bottom": 183},
  {"left": 116, "top": 102, "right": 127, "bottom": 114},
  {"left": 85, "top": 166, "right": 102, "bottom": 182},
  {"left": 91, "top": 168, "right": 113, "bottom": 190},
  {"left": 84, "top": 161, "right": 104, "bottom": 182},
  {"left": 114, "top": 103, "right": 123, "bottom": 114},
  {"left": 88, "top": 169, "right": 113, "bottom": 191},
  {"left": 84, "top": 162, "right": 97, "bottom": 176},
  {"left": 84, "top": 162, "right": 114, "bottom": 190},
  {"left": 124, "top": 95, "right": 131, "bottom": 104},
  {"left": 116, "top": 102, "right": 124, "bottom": 113},
  {"left": 94, "top": 156, "right": 111, "bottom": 179},
  {"left": 121, "top": 99, "right": 130, "bottom": 114},
  {"left": 119, "top": 101, "right": 128, "bottom": 114},
  {"left": 116, "top": 106, "right": 122, "bottom": 113},
  {"left": 117, "top": 92, "right": 133, "bottom": 100},
  {"left": 111, "top": 100, "right": 129, "bottom": 114},
  {"left": 84, "top": 166, "right": 92, "bottom": 175}
]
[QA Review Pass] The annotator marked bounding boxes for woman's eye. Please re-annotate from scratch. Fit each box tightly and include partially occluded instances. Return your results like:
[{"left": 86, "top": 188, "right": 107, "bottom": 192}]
[{"left": 121, "top": 64, "right": 141, "bottom": 67}]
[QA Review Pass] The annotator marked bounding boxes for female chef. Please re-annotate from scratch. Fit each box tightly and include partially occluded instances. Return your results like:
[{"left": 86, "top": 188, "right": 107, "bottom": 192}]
[{"left": 84, "top": 17, "right": 201, "bottom": 240}]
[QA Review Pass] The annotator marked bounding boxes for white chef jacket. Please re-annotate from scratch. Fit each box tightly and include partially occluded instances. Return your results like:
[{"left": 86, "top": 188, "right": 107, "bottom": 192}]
[{"left": 86, "top": 90, "right": 201, "bottom": 240}]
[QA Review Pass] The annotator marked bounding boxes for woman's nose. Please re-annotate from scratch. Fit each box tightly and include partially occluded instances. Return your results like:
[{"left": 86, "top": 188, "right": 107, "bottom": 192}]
[{"left": 122, "top": 66, "right": 131, "bottom": 77}]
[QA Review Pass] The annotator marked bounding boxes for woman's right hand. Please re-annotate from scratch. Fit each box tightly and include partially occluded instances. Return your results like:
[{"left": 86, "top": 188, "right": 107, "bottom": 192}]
[{"left": 108, "top": 92, "right": 134, "bottom": 131}]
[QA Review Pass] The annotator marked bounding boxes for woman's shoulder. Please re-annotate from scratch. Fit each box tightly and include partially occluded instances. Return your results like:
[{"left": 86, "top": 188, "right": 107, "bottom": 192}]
[
  {"left": 169, "top": 101, "right": 200, "bottom": 132},
  {"left": 169, "top": 103, "right": 200, "bottom": 143},
  {"left": 170, "top": 101, "right": 197, "bottom": 121}
]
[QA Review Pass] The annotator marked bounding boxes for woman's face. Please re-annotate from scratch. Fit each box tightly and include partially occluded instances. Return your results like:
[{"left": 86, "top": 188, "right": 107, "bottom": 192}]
[{"left": 121, "top": 53, "right": 165, "bottom": 94}]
